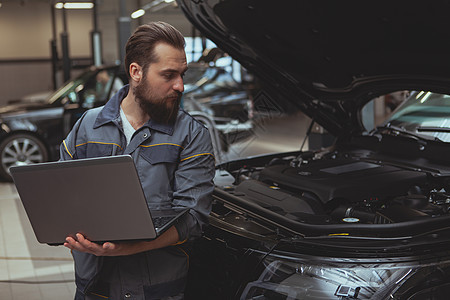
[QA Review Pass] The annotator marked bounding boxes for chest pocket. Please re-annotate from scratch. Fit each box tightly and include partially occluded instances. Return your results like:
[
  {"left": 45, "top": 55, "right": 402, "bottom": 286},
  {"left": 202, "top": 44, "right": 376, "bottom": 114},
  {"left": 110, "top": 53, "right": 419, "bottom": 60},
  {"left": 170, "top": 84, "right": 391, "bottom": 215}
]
[
  {"left": 76, "top": 142, "right": 116, "bottom": 159},
  {"left": 139, "top": 144, "right": 182, "bottom": 165}
]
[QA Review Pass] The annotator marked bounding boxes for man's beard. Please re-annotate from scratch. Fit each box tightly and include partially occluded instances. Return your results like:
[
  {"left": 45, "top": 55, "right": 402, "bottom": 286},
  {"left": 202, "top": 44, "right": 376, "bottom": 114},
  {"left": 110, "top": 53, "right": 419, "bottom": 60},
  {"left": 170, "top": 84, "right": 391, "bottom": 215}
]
[{"left": 133, "top": 79, "right": 181, "bottom": 125}]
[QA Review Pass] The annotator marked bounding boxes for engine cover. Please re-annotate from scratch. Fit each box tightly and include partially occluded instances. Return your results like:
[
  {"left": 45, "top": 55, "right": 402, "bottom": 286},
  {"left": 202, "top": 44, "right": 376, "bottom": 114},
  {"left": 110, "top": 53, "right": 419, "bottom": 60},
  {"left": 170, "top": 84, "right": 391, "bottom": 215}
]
[{"left": 258, "top": 159, "right": 428, "bottom": 204}]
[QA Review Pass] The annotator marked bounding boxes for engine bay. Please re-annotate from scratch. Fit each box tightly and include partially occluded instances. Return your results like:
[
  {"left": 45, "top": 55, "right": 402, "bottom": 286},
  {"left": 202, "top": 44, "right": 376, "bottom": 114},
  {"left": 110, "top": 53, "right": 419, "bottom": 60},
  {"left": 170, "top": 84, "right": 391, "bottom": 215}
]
[{"left": 215, "top": 142, "right": 450, "bottom": 226}]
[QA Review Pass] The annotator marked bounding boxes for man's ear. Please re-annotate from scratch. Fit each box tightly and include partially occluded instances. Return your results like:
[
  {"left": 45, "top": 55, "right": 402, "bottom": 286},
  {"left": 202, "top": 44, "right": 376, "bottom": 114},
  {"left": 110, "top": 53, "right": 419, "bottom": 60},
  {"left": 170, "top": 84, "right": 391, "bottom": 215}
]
[{"left": 129, "top": 63, "right": 143, "bottom": 83}]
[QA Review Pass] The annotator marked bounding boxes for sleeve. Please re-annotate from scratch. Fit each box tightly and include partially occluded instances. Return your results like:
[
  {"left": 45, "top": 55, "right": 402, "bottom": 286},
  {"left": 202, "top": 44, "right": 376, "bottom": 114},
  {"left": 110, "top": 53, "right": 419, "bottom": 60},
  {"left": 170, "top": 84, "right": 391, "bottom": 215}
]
[
  {"left": 172, "top": 126, "right": 216, "bottom": 241},
  {"left": 59, "top": 111, "right": 88, "bottom": 161}
]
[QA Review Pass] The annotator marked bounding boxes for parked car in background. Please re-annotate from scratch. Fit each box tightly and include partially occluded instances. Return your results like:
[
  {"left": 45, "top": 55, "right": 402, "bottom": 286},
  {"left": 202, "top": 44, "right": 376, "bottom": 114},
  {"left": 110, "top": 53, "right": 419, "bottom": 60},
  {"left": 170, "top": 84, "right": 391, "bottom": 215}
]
[
  {"left": 183, "top": 60, "right": 253, "bottom": 151},
  {"left": 7, "top": 90, "right": 52, "bottom": 104},
  {"left": 378, "top": 91, "right": 450, "bottom": 142},
  {"left": 0, "top": 61, "right": 255, "bottom": 180},
  {"left": 0, "top": 65, "right": 124, "bottom": 180},
  {"left": 177, "top": 0, "right": 450, "bottom": 299}
]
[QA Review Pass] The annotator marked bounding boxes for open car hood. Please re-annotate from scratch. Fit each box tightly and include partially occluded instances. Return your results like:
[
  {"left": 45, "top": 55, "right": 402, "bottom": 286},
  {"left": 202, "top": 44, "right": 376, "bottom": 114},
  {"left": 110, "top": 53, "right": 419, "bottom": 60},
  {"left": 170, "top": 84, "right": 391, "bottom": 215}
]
[{"left": 178, "top": 0, "right": 450, "bottom": 135}]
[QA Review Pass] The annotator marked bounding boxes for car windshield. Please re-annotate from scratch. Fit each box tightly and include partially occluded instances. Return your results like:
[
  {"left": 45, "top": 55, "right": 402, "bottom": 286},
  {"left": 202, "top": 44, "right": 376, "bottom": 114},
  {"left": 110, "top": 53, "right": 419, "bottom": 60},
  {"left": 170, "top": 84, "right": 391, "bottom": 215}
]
[
  {"left": 46, "top": 70, "right": 97, "bottom": 105},
  {"left": 383, "top": 91, "right": 450, "bottom": 142},
  {"left": 184, "top": 65, "right": 240, "bottom": 94}
]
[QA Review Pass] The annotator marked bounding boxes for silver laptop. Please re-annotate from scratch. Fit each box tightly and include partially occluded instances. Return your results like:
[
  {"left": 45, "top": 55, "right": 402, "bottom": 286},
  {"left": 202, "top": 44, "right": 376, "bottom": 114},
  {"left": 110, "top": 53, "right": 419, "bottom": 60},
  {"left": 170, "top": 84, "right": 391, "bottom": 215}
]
[{"left": 10, "top": 155, "right": 188, "bottom": 245}]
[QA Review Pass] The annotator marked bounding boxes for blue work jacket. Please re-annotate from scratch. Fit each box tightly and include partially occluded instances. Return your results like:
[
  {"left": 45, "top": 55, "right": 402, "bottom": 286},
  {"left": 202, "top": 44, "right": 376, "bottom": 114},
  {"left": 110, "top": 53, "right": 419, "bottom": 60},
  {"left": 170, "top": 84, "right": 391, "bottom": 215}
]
[{"left": 60, "top": 85, "right": 215, "bottom": 299}]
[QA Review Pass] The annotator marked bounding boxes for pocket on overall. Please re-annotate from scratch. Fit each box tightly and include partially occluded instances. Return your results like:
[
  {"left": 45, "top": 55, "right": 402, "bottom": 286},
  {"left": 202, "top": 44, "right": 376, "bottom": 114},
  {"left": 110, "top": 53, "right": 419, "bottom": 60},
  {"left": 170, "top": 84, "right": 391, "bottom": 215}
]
[{"left": 139, "top": 143, "right": 181, "bottom": 165}]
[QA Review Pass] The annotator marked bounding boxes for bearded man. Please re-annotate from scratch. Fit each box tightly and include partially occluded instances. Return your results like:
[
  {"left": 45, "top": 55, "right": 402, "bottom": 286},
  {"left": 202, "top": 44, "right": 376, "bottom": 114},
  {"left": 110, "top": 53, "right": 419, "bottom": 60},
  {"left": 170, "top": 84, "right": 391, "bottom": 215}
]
[{"left": 60, "top": 22, "right": 215, "bottom": 300}]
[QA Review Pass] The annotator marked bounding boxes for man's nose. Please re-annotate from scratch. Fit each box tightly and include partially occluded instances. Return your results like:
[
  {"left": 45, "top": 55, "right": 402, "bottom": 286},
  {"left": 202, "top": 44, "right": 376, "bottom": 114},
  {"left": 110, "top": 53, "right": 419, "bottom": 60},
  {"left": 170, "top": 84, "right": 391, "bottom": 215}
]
[{"left": 173, "top": 76, "right": 184, "bottom": 93}]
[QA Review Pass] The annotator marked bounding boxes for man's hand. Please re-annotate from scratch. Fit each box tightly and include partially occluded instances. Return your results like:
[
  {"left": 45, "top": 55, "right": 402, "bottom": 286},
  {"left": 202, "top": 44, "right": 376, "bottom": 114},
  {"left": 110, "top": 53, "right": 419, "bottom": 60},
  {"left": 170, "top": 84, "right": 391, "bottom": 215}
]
[
  {"left": 64, "top": 233, "right": 144, "bottom": 256},
  {"left": 63, "top": 225, "right": 180, "bottom": 256}
]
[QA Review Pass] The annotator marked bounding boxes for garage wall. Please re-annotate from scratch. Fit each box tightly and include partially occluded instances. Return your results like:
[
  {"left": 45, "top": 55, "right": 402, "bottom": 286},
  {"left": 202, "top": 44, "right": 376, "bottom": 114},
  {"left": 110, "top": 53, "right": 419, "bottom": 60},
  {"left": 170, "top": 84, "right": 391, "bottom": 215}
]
[
  {"left": 0, "top": 0, "right": 193, "bottom": 106},
  {"left": 0, "top": 2, "right": 53, "bottom": 59},
  {"left": 0, "top": 0, "right": 93, "bottom": 104}
]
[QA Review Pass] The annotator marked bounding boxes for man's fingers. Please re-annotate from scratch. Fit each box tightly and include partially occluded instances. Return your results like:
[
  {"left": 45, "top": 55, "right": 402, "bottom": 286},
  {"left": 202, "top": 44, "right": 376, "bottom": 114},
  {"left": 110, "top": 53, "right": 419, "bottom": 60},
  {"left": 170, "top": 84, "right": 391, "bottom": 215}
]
[
  {"left": 63, "top": 233, "right": 99, "bottom": 255},
  {"left": 76, "top": 233, "right": 88, "bottom": 244},
  {"left": 64, "top": 236, "right": 77, "bottom": 249},
  {"left": 103, "top": 242, "right": 114, "bottom": 250},
  {"left": 63, "top": 233, "right": 119, "bottom": 256}
]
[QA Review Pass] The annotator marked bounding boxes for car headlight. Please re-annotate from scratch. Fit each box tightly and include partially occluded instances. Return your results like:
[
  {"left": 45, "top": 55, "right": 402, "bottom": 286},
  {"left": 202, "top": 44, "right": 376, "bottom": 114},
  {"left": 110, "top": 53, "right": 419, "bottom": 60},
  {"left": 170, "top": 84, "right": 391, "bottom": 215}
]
[
  {"left": 1, "top": 122, "right": 10, "bottom": 133},
  {"left": 240, "top": 255, "right": 449, "bottom": 299}
]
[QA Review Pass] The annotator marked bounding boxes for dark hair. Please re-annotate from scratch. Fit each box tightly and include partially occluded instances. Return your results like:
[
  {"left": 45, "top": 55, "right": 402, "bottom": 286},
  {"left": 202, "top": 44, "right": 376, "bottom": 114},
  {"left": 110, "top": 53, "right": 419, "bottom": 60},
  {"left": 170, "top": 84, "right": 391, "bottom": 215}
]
[{"left": 124, "top": 21, "right": 185, "bottom": 79}]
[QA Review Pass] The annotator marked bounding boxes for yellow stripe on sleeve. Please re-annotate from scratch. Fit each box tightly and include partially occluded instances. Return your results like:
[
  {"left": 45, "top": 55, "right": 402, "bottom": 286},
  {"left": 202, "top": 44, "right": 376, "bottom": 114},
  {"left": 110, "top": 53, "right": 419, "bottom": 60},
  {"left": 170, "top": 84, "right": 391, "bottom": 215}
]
[
  {"left": 172, "top": 238, "right": 188, "bottom": 246},
  {"left": 176, "top": 246, "right": 190, "bottom": 268},
  {"left": 180, "top": 153, "right": 215, "bottom": 162},
  {"left": 62, "top": 140, "right": 73, "bottom": 158}
]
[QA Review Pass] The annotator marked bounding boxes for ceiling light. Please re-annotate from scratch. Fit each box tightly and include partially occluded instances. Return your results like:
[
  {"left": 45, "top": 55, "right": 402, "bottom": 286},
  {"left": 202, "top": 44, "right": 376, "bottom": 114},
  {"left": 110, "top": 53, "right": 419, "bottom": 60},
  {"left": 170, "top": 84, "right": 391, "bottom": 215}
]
[
  {"left": 131, "top": 0, "right": 176, "bottom": 18},
  {"left": 55, "top": 2, "right": 94, "bottom": 9},
  {"left": 131, "top": 9, "right": 145, "bottom": 19},
  {"left": 420, "top": 91, "right": 431, "bottom": 104}
]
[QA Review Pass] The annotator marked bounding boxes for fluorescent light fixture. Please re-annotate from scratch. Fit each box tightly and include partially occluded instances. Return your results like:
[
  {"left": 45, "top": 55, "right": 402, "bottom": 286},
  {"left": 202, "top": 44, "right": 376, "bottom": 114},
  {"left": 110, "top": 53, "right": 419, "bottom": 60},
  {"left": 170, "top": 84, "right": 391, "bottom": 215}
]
[
  {"left": 416, "top": 91, "right": 424, "bottom": 99},
  {"left": 132, "top": 0, "right": 176, "bottom": 18},
  {"left": 55, "top": 2, "right": 94, "bottom": 9},
  {"left": 131, "top": 9, "right": 145, "bottom": 19},
  {"left": 420, "top": 91, "right": 431, "bottom": 103}
]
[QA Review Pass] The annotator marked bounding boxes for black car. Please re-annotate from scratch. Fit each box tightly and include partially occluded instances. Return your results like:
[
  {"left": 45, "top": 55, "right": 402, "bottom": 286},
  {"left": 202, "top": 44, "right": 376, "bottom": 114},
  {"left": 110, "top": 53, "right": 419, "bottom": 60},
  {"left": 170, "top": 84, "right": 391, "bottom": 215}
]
[
  {"left": 183, "top": 61, "right": 253, "bottom": 150},
  {"left": 177, "top": 0, "right": 450, "bottom": 299},
  {"left": 0, "top": 65, "right": 124, "bottom": 180}
]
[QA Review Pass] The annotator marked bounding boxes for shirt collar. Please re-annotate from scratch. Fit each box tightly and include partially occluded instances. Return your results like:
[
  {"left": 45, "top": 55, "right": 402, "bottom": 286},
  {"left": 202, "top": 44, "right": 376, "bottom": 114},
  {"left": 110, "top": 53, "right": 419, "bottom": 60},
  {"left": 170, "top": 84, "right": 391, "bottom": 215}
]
[{"left": 94, "top": 84, "right": 176, "bottom": 135}]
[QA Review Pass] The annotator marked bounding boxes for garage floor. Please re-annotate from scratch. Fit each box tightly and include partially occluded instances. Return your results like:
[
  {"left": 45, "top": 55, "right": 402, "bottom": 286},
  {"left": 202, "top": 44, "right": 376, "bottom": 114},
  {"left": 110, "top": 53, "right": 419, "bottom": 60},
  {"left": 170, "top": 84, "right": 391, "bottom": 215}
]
[
  {"left": 0, "top": 112, "right": 309, "bottom": 300},
  {"left": 0, "top": 183, "right": 75, "bottom": 299}
]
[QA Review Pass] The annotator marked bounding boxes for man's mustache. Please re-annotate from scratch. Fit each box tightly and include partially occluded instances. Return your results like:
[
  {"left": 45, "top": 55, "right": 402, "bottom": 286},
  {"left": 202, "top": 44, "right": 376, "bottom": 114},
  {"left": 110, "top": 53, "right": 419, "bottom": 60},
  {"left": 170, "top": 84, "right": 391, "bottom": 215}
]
[{"left": 167, "top": 92, "right": 182, "bottom": 99}]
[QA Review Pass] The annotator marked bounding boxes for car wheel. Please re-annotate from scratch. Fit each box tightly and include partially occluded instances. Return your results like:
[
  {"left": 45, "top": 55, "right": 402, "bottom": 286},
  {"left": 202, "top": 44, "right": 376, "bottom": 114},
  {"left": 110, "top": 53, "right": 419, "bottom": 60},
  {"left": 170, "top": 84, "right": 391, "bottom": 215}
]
[{"left": 0, "top": 134, "right": 48, "bottom": 181}]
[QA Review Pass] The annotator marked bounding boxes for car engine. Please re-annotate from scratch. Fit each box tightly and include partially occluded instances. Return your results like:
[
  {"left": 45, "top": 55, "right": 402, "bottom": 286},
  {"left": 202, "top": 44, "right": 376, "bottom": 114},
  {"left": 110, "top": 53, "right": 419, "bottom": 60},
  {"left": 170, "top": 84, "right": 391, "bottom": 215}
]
[{"left": 216, "top": 145, "right": 450, "bottom": 226}]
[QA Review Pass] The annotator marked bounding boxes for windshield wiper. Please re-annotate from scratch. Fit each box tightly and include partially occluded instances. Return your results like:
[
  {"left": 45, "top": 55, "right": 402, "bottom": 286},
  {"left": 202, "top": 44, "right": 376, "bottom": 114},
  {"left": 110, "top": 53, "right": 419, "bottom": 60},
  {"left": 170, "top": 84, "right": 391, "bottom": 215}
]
[
  {"left": 374, "top": 125, "right": 444, "bottom": 142},
  {"left": 417, "top": 126, "right": 450, "bottom": 133}
]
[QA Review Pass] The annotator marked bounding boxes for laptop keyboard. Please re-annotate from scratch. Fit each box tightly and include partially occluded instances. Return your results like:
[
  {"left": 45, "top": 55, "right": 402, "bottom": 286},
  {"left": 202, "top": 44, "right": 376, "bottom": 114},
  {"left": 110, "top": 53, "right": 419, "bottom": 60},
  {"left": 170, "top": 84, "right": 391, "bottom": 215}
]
[{"left": 152, "top": 216, "right": 174, "bottom": 229}]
